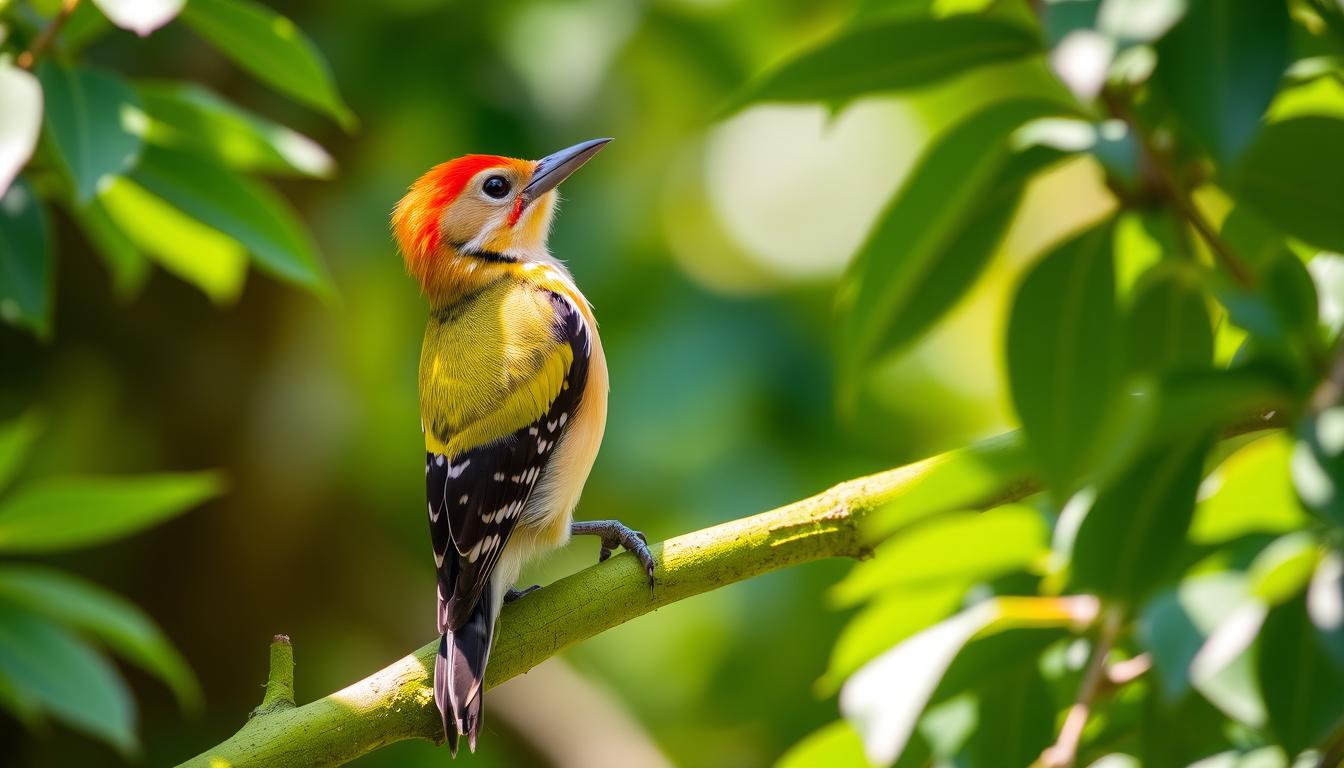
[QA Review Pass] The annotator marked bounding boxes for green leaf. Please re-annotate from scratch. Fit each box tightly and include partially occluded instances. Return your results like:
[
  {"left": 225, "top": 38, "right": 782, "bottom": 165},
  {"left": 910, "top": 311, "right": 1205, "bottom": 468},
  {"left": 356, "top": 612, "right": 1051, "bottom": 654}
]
[
  {"left": 1247, "top": 532, "right": 1321, "bottom": 606},
  {"left": 823, "top": 583, "right": 965, "bottom": 692},
  {"left": 128, "top": 146, "right": 331, "bottom": 295},
  {"left": 839, "top": 99, "right": 1070, "bottom": 384},
  {"left": 0, "top": 471, "right": 224, "bottom": 553},
  {"left": 1126, "top": 264, "right": 1214, "bottom": 376},
  {"left": 730, "top": 16, "right": 1041, "bottom": 109},
  {"left": 0, "top": 58, "right": 43, "bottom": 196},
  {"left": 1007, "top": 219, "right": 1121, "bottom": 496},
  {"left": 1140, "top": 685, "right": 1238, "bottom": 768},
  {"left": 0, "top": 600, "right": 136, "bottom": 754},
  {"left": 63, "top": 194, "right": 150, "bottom": 298},
  {"left": 137, "top": 82, "right": 334, "bottom": 178},
  {"left": 35, "top": 62, "right": 144, "bottom": 202},
  {"left": 1234, "top": 117, "right": 1344, "bottom": 253},
  {"left": 0, "top": 411, "right": 41, "bottom": 494},
  {"left": 971, "top": 662, "right": 1054, "bottom": 768},
  {"left": 0, "top": 178, "right": 51, "bottom": 336},
  {"left": 1191, "top": 433, "right": 1307, "bottom": 545},
  {"left": 1140, "top": 572, "right": 1248, "bottom": 700},
  {"left": 777, "top": 720, "right": 876, "bottom": 768},
  {"left": 1293, "top": 406, "right": 1344, "bottom": 528},
  {"left": 834, "top": 505, "right": 1048, "bottom": 605},
  {"left": 1154, "top": 0, "right": 1290, "bottom": 167},
  {"left": 180, "top": 0, "right": 355, "bottom": 129},
  {"left": 1257, "top": 592, "right": 1344, "bottom": 755},
  {"left": 1069, "top": 437, "right": 1211, "bottom": 601},
  {"left": 0, "top": 565, "right": 200, "bottom": 710},
  {"left": 97, "top": 176, "right": 246, "bottom": 303}
]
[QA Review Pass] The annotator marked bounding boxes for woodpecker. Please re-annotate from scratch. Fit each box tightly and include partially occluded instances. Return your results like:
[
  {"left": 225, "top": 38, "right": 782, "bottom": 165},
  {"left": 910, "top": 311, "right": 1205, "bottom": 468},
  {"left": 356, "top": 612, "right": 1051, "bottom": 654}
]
[{"left": 392, "top": 138, "right": 655, "bottom": 754}]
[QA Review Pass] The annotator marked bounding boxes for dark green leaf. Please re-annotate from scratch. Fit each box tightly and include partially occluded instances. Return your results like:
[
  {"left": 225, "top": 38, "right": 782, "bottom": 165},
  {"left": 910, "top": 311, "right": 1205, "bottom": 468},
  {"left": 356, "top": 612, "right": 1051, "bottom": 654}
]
[
  {"left": 0, "top": 411, "right": 41, "bottom": 494},
  {"left": 840, "top": 99, "right": 1069, "bottom": 385},
  {"left": 129, "top": 146, "right": 331, "bottom": 295},
  {"left": 1070, "top": 437, "right": 1211, "bottom": 601},
  {"left": 1126, "top": 264, "right": 1214, "bottom": 375},
  {"left": 1140, "top": 572, "right": 1247, "bottom": 700},
  {"left": 1007, "top": 219, "right": 1121, "bottom": 496},
  {"left": 971, "top": 662, "right": 1054, "bottom": 768},
  {"left": 1257, "top": 592, "right": 1344, "bottom": 754},
  {"left": 1293, "top": 406, "right": 1344, "bottom": 528},
  {"left": 0, "top": 178, "right": 51, "bottom": 336},
  {"left": 1154, "top": 0, "right": 1290, "bottom": 167},
  {"left": 0, "top": 600, "right": 136, "bottom": 753},
  {"left": 180, "top": 0, "right": 355, "bottom": 129},
  {"left": 0, "top": 565, "right": 200, "bottom": 710},
  {"left": 0, "top": 471, "right": 224, "bottom": 553},
  {"left": 36, "top": 62, "right": 144, "bottom": 202},
  {"left": 731, "top": 16, "right": 1041, "bottom": 108},
  {"left": 1234, "top": 117, "right": 1344, "bottom": 253},
  {"left": 1140, "top": 684, "right": 1237, "bottom": 767},
  {"left": 64, "top": 195, "right": 150, "bottom": 297},
  {"left": 137, "top": 82, "right": 334, "bottom": 178}
]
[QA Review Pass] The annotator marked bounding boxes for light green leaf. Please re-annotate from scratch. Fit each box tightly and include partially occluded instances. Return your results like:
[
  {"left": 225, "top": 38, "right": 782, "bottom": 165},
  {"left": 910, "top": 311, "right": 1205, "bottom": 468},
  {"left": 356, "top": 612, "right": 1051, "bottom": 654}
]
[
  {"left": 1154, "top": 0, "right": 1289, "bottom": 167},
  {"left": 839, "top": 99, "right": 1070, "bottom": 387},
  {"left": 0, "top": 178, "right": 51, "bottom": 336},
  {"left": 1293, "top": 406, "right": 1344, "bottom": 529},
  {"left": 1139, "top": 571, "right": 1247, "bottom": 700},
  {"left": 1191, "top": 600, "right": 1268, "bottom": 727},
  {"left": 822, "top": 583, "right": 965, "bottom": 693},
  {"left": 777, "top": 720, "right": 876, "bottom": 768},
  {"left": 0, "top": 565, "right": 200, "bottom": 710},
  {"left": 0, "top": 600, "right": 136, "bottom": 754},
  {"left": 90, "top": 0, "right": 183, "bottom": 36},
  {"left": 0, "top": 58, "right": 42, "bottom": 197},
  {"left": 98, "top": 176, "right": 246, "bottom": 303},
  {"left": 1257, "top": 593, "right": 1344, "bottom": 754},
  {"left": 137, "top": 82, "right": 334, "bottom": 178},
  {"left": 128, "top": 146, "right": 331, "bottom": 295},
  {"left": 0, "top": 471, "right": 224, "bottom": 553},
  {"left": 1191, "top": 433, "right": 1307, "bottom": 545},
  {"left": 730, "top": 16, "right": 1041, "bottom": 109},
  {"left": 180, "top": 0, "right": 355, "bottom": 129},
  {"left": 1234, "top": 117, "right": 1344, "bottom": 253},
  {"left": 834, "top": 505, "right": 1048, "bottom": 605},
  {"left": 1126, "top": 263, "right": 1213, "bottom": 375},
  {"left": 1007, "top": 219, "right": 1121, "bottom": 497},
  {"left": 1247, "top": 532, "right": 1321, "bottom": 606},
  {"left": 36, "top": 62, "right": 144, "bottom": 202},
  {"left": 0, "top": 411, "right": 41, "bottom": 493},
  {"left": 1070, "top": 436, "right": 1211, "bottom": 601}
]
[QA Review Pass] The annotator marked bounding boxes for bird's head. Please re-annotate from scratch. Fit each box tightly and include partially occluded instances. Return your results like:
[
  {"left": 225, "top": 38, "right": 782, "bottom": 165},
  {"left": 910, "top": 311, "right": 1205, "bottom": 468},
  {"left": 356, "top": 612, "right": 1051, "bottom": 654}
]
[{"left": 392, "top": 138, "right": 610, "bottom": 298}]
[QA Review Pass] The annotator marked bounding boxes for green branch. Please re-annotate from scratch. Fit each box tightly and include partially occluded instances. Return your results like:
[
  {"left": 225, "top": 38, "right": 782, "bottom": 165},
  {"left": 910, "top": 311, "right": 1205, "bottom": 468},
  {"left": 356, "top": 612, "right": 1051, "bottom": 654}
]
[{"left": 177, "top": 432, "right": 1036, "bottom": 768}]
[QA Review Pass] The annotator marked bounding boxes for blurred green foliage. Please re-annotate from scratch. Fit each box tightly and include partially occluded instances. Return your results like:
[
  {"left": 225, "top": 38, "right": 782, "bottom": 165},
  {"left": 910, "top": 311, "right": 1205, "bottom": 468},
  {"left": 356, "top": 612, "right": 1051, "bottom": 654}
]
[{"left": 3, "top": 0, "right": 1344, "bottom": 766}]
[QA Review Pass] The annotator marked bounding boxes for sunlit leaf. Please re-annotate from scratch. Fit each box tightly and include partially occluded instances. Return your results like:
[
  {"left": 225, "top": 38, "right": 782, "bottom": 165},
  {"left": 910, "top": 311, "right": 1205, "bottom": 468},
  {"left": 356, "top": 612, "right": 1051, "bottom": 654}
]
[
  {"left": 776, "top": 720, "right": 875, "bottom": 768},
  {"left": 0, "top": 565, "right": 200, "bottom": 710},
  {"left": 0, "top": 411, "right": 41, "bottom": 494},
  {"left": 0, "top": 178, "right": 51, "bottom": 336},
  {"left": 98, "top": 176, "right": 246, "bottom": 303},
  {"left": 0, "top": 600, "right": 136, "bottom": 753},
  {"left": 834, "top": 505, "right": 1047, "bottom": 605},
  {"left": 1126, "top": 263, "right": 1213, "bottom": 375},
  {"left": 36, "top": 62, "right": 144, "bottom": 202},
  {"left": 839, "top": 99, "right": 1070, "bottom": 387},
  {"left": 1234, "top": 117, "right": 1344, "bottom": 253},
  {"left": 1007, "top": 219, "right": 1121, "bottom": 496},
  {"left": 137, "top": 82, "right": 334, "bottom": 178},
  {"left": 730, "top": 16, "right": 1040, "bottom": 109},
  {"left": 90, "top": 0, "right": 184, "bottom": 36},
  {"left": 1293, "top": 406, "right": 1344, "bottom": 528},
  {"left": 1154, "top": 0, "right": 1289, "bottom": 167},
  {"left": 1191, "top": 600, "right": 1268, "bottom": 727},
  {"left": 1070, "top": 436, "right": 1211, "bottom": 601},
  {"left": 1139, "top": 572, "right": 1247, "bottom": 700},
  {"left": 0, "top": 59, "right": 42, "bottom": 197},
  {"left": 1257, "top": 593, "right": 1344, "bottom": 754},
  {"left": 823, "top": 583, "right": 965, "bottom": 692},
  {"left": 0, "top": 471, "right": 224, "bottom": 553},
  {"left": 180, "top": 0, "right": 355, "bottom": 129},
  {"left": 1191, "top": 433, "right": 1307, "bottom": 545},
  {"left": 129, "top": 146, "right": 331, "bottom": 295},
  {"left": 1246, "top": 532, "right": 1320, "bottom": 605}
]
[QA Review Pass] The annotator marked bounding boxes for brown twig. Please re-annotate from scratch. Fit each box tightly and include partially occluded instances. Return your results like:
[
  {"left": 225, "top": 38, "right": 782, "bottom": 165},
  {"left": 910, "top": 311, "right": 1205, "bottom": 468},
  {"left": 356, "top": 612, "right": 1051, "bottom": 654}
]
[
  {"left": 1038, "top": 608, "right": 1124, "bottom": 768},
  {"left": 16, "top": 0, "right": 81, "bottom": 70}
]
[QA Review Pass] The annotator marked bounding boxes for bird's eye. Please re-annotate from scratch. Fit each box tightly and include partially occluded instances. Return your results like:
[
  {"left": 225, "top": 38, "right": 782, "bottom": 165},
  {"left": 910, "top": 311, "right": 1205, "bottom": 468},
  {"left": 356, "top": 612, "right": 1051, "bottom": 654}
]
[{"left": 482, "top": 175, "right": 511, "bottom": 199}]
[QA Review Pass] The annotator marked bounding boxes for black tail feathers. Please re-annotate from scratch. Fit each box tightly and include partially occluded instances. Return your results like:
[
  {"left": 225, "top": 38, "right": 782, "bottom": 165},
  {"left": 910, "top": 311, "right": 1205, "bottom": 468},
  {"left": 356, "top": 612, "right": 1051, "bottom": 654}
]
[{"left": 434, "top": 592, "right": 496, "bottom": 756}]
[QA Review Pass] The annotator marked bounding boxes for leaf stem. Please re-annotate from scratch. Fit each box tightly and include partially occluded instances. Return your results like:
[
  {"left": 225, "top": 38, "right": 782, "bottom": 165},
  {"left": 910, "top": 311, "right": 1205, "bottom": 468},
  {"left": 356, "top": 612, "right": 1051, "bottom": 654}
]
[{"left": 16, "top": 0, "right": 81, "bottom": 71}]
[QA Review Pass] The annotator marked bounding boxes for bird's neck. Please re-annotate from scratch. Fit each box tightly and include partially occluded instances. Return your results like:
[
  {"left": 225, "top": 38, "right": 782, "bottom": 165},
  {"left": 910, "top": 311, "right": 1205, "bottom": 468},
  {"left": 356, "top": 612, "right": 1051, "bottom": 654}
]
[{"left": 422, "top": 247, "right": 584, "bottom": 312}]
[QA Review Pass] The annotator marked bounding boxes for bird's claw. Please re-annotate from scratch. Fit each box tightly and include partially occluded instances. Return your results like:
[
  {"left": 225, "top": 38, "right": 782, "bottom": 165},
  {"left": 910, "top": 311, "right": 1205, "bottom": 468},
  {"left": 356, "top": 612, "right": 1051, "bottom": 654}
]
[
  {"left": 571, "top": 519, "right": 656, "bottom": 595},
  {"left": 504, "top": 584, "right": 541, "bottom": 603}
]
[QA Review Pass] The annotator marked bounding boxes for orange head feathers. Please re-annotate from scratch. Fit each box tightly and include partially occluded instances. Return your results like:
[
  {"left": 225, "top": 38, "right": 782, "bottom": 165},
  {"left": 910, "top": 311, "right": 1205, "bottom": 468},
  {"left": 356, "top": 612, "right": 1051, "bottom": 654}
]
[{"left": 392, "top": 139, "right": 612, "bottom": 298}]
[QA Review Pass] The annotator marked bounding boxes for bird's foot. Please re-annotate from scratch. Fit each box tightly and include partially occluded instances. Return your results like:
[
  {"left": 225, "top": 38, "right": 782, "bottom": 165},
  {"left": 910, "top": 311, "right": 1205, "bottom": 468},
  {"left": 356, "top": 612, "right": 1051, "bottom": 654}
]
[
  {"left": 570, "top": 519, "right": 656, "bottom": 593},
  {"left": 504, "top": 584, "right": 542, "bottom": 604}
]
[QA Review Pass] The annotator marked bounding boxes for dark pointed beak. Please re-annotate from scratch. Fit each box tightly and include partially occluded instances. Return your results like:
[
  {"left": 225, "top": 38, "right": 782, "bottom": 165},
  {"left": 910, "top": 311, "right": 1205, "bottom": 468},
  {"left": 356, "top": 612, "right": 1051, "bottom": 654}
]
[{"left": 520, "top": 138, "right": 612, "bottom": 205}]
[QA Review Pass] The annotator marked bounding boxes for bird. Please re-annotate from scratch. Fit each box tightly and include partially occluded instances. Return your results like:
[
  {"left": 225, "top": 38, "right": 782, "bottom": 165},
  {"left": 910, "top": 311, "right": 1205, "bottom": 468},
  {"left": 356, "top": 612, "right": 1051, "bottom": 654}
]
[{"left": 391, "top": 138, "right": 656, "bottom": 755}]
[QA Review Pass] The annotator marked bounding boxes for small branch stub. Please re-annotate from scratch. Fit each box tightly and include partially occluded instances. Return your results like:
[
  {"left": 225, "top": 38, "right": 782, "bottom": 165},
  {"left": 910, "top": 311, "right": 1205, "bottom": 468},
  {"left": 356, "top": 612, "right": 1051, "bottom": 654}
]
[{"left": 251, "top": 634, "right": 296, "bottom": 719}]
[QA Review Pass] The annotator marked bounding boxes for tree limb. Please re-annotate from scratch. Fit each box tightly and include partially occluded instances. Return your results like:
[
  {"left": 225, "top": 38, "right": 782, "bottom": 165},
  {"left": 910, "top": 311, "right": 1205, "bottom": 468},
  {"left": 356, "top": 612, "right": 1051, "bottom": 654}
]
[{"left": 177, "top": 432, "right": 1036, "bottom": 768}]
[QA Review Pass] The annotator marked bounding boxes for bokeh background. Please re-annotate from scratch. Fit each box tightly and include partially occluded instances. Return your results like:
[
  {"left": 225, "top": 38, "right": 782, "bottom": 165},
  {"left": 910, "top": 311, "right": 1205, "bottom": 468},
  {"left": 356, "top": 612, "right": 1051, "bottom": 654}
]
[{"left": 4, "top": 0, "right": 1124, "bottom": 765}]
